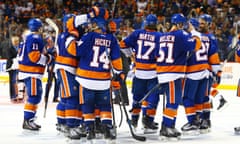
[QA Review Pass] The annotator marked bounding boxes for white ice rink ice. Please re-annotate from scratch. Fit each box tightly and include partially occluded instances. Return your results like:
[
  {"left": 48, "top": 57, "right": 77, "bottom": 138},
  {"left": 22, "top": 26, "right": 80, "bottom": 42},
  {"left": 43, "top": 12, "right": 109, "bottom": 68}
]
[{"left": 1, "top": 82, "right": 240, "bottom": 144}]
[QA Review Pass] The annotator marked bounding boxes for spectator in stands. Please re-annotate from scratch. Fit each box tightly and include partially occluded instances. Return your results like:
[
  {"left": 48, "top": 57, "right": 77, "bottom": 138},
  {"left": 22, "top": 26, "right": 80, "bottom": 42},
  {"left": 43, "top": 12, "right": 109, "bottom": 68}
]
[{"left": 2, "top": 35, "right": 21, "bottom": 103}]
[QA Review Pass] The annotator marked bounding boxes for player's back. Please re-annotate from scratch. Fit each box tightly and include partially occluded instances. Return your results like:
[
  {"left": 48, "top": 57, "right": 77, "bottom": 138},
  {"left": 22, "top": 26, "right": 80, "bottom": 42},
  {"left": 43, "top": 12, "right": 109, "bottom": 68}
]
[
  {"left": 55, "top": 32, "right": 78, "bottom": 74},
  {"left": 186, "top": 33, "right": 210, "bottom": 80},
  {"left": 75, "top": 31, "right": 122, "bottom": 90},
  {"left": 18, "top": 33, "right": 45, "bottom": 80},
  {"left": 156, "top": 29, "right": 195, "bottom": 83},
  {"left": 122, "top": 29, "right": 162, "bottom": 79}
]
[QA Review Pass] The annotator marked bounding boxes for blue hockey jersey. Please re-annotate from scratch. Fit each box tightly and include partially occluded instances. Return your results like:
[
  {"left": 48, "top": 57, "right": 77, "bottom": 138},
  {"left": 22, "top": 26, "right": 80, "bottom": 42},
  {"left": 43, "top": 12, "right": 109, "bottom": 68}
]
[
  {"left": 74, "top": 32, "right": 123, "bottom": 90},
  {"left": 18, "top": 32, "right": 46, "bottom": 80},
  {"left": 120, "top": 29, "right": 162, "bottom": 79}
]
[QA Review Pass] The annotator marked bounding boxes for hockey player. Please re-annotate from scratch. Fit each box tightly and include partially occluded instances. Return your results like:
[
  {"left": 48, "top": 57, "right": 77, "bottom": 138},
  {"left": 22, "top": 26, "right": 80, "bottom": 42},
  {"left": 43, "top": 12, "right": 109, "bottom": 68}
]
[
  {"left": 108, "top": 18, "right": 130, "bottom": 106},
  {"left": 120, "top": 14, "right": 162, "bottom": 133},
  {"left": 156, "top": 13, "right": 201, "bottom": 140},
  {"left": 54, "top": 7, "right": 100, "bottom": 139},
  {"left": 181, "top": 18, "right": 210, "bottom": 136},
  {"left": 54, "top": 13, "right": 82, "bottom": 139},
  {"left": 72, "top": 14, "right": 123, "bottom": 140},
  {"left": 18, "top": 18, "right": 52, "bottom": 131},
  {"left": 200, "top": 14, "right": 227, "bottom": 112},
  {"left": 198, "top": 14, "right": 223, "bottom": 134},
  {"left": 43, "top": 35, "right": 59, "bottom": 103}
]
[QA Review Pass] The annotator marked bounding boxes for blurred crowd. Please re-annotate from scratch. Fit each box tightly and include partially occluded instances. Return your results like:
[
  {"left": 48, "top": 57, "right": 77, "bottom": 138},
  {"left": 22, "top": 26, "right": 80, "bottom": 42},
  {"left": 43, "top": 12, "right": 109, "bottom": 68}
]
[{"left": 0, "top": 0, "right": 239, "bottom": 61}]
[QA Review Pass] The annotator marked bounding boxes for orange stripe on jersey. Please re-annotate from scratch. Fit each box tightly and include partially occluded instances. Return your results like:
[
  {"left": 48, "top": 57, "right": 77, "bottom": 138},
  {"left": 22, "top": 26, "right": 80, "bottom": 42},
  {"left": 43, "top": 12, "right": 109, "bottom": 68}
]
[
  {"left": 156, "top": 65, "right": 187, "bottom": 73},
  {"left": 235, "top": 53, "right": 240, "bottom": 62},
  {"left": 100, "top": 111, "right": 112, "bottom": 119},
  {"left": 83, "top": 113, "right": 95, "bottom": 120},
  {"left": 209, "top": 53, "right": 220, "bottom": 65},
  {"left": 104, "top": 9, "right": 109, "bottom": 20},
  {"left": 163, "top": 108, "right": 177, "bottom": 118},
  {"left": 79, "top": 85, "right": 84, "bottom": 104},
  {"left": 65, "top": 109, "right": 78, "bottom": 117},
  {"left": 76, "top": 68, "right": 111, "bottom": 79},
  {"left": 146, "top": 109, "right": 156, "bottom": 116},
  {"left": 77, "top": 110, "right": 82, "bottom": 118},
  {"left": 169, "top": 81, "right": 175, "bottom": 104},
  {"left": 203, "top": 102, "right": 212, "bottom": 109},
  {"left": 66, "top": 40, "right": 77, "bottom": 57},
  {"left": 31, "top": 77, "right": 37, "bottom": 96},
  {"left": 60, "top": 69, "right": 71, "bottom": 97},
  {"left": 119, "top": 40, "right": 127, "bottom": 48},
  {"left": 131, "top": 108, "right": 141, "bottom": 115},
  {"left": 194, "top": 104, "right": 203, "bottom": 112},
  {"left": 55, "top": 55, "right": 78, "bottom": 67},
  {"left": 187, "top": 63, "right": 210, "bottom": 73},
  {"left": 184, "top": 107, "right": 195, "bottom": 114},
  {"left": 135, "top": 62, "right": 156, "bottom": 70},
  {"left": 24, "top": 103, "right": 38, "bottom": 111},
  {"left": 94, "top": 108, "right": 100, "bottom": 116},
  {"left": 56, "top": 109, "right": 65, "bottom": 117},
  {"left": 112, "top": 58, "right": 123, "bottom": 71},
  {"left": 28, "top": 51, "right": 41, "bottom": 63},
  {"left": 193, "top": 36, "right": 201, "bottom": 51},
  {"left": 19, "top": 64, "right": 45, "bottom": 73}
]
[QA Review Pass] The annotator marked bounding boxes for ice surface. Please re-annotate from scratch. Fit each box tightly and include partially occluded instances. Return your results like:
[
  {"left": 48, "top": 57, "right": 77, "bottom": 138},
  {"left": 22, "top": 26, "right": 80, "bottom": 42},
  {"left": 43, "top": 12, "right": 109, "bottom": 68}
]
[{"left": 1, "top": 82, "right": 240, "bottom": 144}]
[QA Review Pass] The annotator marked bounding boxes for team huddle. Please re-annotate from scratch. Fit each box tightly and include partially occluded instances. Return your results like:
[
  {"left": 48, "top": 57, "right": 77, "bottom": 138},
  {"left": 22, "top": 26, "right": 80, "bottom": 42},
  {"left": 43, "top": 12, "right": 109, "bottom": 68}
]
[{"left": 17, "top": 5, "right": 239, "bottom": 142}]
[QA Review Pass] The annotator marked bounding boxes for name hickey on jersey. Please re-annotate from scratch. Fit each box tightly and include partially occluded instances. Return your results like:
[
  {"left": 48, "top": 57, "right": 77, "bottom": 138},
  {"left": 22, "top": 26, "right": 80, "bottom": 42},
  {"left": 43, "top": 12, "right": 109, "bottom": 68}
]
[{"left": 94, "top": 38, "right": 111, "bottom": 47}]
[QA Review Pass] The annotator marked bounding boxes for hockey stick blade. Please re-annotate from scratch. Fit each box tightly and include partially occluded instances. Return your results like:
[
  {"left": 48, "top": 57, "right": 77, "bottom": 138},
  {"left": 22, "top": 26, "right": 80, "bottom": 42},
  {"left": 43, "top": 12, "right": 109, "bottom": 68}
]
[
  {"left": 119, "top": 89, "right": 146, "bottom": 141},
  {"left": 126, "top": 119, "right": 146, "bottom": 141},
  {"left": 45, "top": 18, "right": 59, "bottom": 53},
  {"left": 45, "top": 18, "right": 59, "bottom": 33},
  {"left": 123, "top": 107, "right": 146, "bottom": 141}
]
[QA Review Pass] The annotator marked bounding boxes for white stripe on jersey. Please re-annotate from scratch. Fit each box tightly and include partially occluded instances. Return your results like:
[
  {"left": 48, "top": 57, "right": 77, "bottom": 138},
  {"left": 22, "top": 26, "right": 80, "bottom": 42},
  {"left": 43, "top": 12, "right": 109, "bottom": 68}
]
[{"left": 75, "top": 77, "right": 111, "bottom": 90}]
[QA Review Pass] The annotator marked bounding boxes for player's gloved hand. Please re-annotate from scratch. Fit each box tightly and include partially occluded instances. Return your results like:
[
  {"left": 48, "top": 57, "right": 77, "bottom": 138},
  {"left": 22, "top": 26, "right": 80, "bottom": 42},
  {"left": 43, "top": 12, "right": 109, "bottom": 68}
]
[
  {"left": 212, "top": 71, "right": 222, "bottom": 88},
  {"left": 111, "top": 72, "right": 125, "bottom": 90},
  {"left": 89, "top": 6, "right": 100, "bottom": 18}
]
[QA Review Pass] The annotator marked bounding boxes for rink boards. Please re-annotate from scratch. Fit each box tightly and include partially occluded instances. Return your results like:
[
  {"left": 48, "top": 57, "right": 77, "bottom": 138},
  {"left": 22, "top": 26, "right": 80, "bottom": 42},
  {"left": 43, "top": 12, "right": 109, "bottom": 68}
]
[{"left": 0, "top": 59, "right": 239, "bottom": 90}]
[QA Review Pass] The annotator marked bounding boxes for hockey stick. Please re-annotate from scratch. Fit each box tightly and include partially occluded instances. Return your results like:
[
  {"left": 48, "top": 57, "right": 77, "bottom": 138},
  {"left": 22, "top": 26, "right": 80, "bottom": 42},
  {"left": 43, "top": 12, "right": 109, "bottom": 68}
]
[
  {"left": 45, "top": 18, "right": 59, "bottom": 54},
  {"left": 105, "top": 47, "right": 146, "bottom": 141},
  {"left": 43, "top": 64, "right": 55, "bottom": 118},
  {"left": 118, "top": 86, "right": 146, "bottom": 141},
  {"left": 111, "top": 0, "right": 117, "bottom": 18},
  {"left": 110, "top": 86, "right": 117, "bottom": 132},
  {"left": 43, "top": 18, "right": 59, "bottom": 118}
]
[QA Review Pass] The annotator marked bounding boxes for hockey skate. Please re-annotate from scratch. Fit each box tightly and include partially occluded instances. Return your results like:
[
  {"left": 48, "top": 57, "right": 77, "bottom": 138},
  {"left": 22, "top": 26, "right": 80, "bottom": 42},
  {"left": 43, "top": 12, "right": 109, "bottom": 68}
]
[
  {"left": 66, "top": 127, "right": 82, "bottom": 139},
  {"left": 142, "top": 115, "right": 158, "bottom": 134},
  {"left": 102, "top": 124, "right": 116, "bottom": 140},
  {"left": 199, "top": 119, "right": 211, "bottom": 134},
  {"left": 130, "top": 117, "right": 138, "bottom": 130},
  {"left": 86, "top": 124, "right": 96, "bottom": 140},
  {"left": 22, "top": 119, "right": 40, "bottom": 131},
  {"left": 234, "top": 126, "right": 240, "bottom": 134},
  {"left": 217, "top": 97, "right": 228, "bottom": 111},
  {"left": 94, "top": 118, "right": 104, "bottom": 139},
  {"left": 56, "top": 123, "right": 68, "bottom": 134},
  {"left": 181, "top": 122, "right": 200, "bottom": 136},
  {"left": 159, "top": 124, "right": 181, "bottom": 141}
]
